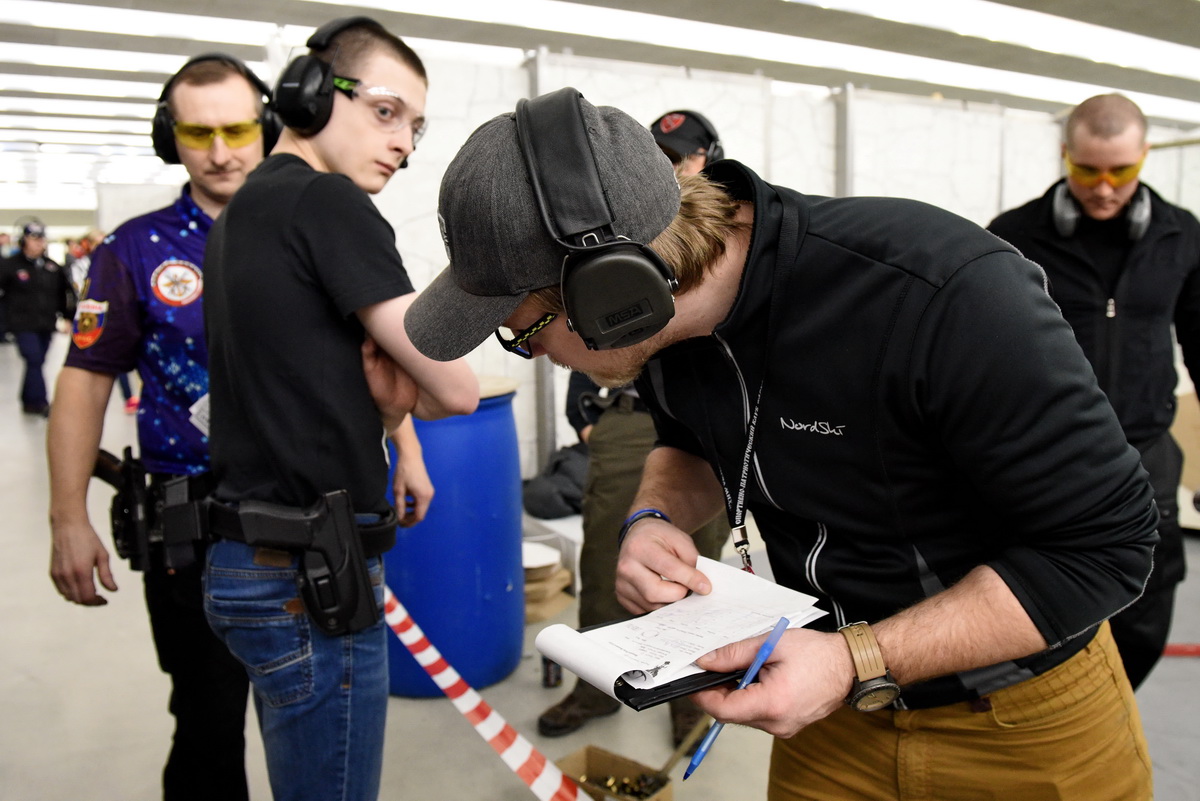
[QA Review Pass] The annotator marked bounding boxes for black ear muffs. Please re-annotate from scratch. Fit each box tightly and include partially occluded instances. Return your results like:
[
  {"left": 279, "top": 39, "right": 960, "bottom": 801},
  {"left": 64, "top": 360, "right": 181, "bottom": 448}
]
[
  {"left": 152, "top": 53, "right": 282, "bottom": 165},
  {"left": 273, "top": 16, "right": 382, "bottom": 136},
  {"left": 1053, "top": 182, "right": 1151, "bottom": 241},
  {"left": 515, "top": 87, "right": 677, "bottom": 351},
  {"left": 684, "top": 109, "right": 724, "bottom": 165},
  {"left": 1127, "top": 186, "right": 1151, "bottom": 241}
]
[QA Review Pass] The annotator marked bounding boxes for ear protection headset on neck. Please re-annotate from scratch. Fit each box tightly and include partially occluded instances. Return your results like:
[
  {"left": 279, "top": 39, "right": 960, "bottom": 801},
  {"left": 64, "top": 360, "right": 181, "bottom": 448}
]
[
  {"left": 515, "top": 87, "right": 678, "bottom": 351},
  {"left": 683, "top": 109, "right": 724, "bottom": 165},
  {"left": 273, "top": 16, "right": 382, "bottom": 137},
  {"left": 152, "top": 54, "right": 282, "bottom": 165},
  {"left": 1053, "top": 182, "right": 1151, "bottom": 241}
]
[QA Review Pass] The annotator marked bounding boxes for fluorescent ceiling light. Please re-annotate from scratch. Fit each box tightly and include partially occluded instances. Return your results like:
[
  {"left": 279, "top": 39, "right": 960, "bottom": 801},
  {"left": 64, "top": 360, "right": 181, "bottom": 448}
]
[
  {"left": 2, "top": 0, "right": 278, "bottom": 46},
  {"left": 3, "top": 43, "right": 199, "bottom": 74},
  {"left": 296, "top": 0, "right": 1200, "bottom": 124},
  {"left": 0, "top": 128, "right": 149, "bottom": 147},
  {"left": 0, "top": 97, "right": 154, "bottom": 119},
  {"left": 0, "top": 115, "right": 150, "bottom": 134},
  {"left": 781, "top": 0, "right": 1200, "bottom": 81},
  {"left": 0, "top": 73, "right": 162, "bottom": 99}
]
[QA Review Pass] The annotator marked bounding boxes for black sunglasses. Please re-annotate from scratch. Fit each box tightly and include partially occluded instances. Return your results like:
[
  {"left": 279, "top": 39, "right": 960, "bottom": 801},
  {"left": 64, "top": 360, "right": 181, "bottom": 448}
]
[{"left": 494, "top": 312, "right": 558, "bottom": 359}]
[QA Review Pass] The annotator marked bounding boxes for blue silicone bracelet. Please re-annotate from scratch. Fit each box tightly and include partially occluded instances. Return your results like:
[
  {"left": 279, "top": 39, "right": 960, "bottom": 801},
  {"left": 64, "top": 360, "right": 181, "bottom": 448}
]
[{"left": 617, "top": 508, "right": 672, "bottom": 547}]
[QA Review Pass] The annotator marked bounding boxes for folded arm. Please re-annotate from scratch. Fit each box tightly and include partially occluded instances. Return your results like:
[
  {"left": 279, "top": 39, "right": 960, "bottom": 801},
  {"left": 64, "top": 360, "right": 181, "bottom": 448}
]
[{"left": 358, "top": 293, "right": 479, "bottom": 420}]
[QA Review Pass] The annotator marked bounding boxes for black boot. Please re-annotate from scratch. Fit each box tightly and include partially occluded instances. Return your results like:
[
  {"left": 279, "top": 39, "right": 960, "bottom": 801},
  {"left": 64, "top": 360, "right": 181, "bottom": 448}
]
[{"left": 537, "top": 681, "right": 621, "bottom": 737}]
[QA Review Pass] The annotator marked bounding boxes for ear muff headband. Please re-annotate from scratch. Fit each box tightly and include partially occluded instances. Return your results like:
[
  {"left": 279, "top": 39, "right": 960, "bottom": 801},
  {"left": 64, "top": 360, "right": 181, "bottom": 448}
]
[
  {"left": 680, "top": 109, "right": 724, "bottom": 165},
  {"left": 152, "top": 53, "right": 282, "bottom": 165},
  {"left": 515, "top": 87, "right": 678, "bottom": 351},
  {"left": 273, "top": 16, "right": 383, "bottom": 136},
  {"left": 1052, "top": 181, "right": 1151, "bottom": 241}
]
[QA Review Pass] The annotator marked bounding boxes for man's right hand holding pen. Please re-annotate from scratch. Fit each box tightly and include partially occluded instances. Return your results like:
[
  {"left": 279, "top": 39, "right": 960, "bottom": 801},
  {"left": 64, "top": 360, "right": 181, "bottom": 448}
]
[{"left": 617, "top": 507, "right": 1049, "bottom": 742}]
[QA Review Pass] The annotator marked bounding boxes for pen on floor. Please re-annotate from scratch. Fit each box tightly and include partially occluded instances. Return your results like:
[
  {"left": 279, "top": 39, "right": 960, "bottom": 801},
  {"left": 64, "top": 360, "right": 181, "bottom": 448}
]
[{"left": 683, "top": 615, "right": 790, "bottom": 781}]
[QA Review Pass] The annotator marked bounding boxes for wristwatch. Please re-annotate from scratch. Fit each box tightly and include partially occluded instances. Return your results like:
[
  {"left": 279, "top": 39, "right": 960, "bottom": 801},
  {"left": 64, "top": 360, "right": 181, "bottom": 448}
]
[{"left": 838, "top": 622, "right": 901, "bottom": 711}]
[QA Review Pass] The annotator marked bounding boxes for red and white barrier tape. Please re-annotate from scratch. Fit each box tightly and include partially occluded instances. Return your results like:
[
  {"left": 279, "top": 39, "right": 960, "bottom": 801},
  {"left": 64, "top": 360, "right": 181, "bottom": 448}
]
[{"left": 383, "top": 586, "right": 581, "bottom": 801}]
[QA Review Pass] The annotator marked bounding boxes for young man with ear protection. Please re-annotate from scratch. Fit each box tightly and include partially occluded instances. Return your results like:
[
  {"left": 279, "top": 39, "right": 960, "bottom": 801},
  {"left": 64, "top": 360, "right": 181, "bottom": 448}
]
[
  {"left": 407, "top": 87, "right": 1159, "bottom": 799},
  {"left": 989, "top": 93, "right": 1200, "bottom": 691},
  {"left": 202, "top": 17, "right": 477, "bottom": 801},
  {"left": 538, "top": 109, "right": 728, "bottom": 748},
  {"left": 46, "top": 54, "right": 274, "bottom": 801}
]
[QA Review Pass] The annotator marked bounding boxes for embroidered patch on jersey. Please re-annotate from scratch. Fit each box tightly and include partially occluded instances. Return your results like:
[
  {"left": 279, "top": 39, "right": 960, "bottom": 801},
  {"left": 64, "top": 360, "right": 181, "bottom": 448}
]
[
  {"left": 658, "top": 113, "right": 686, "bottom": 134},
  {"left": 150, "top": 260, "right": 203, "bottom": 307},
  {"left": 72, "top": 299, "right": 109, "bottom": 349}
]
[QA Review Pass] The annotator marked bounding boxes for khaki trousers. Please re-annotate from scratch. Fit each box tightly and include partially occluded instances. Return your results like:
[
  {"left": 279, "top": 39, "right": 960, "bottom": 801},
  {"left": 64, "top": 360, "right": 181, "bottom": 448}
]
[{"left": 770, "top": 622, "right": 1152, "bottom": 801}]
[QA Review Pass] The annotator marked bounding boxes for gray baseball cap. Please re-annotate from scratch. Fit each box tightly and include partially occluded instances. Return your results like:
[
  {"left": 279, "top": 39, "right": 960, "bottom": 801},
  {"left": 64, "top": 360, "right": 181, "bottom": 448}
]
[{"left": 404, "top": 91, "right": 680, "bottom": 361}]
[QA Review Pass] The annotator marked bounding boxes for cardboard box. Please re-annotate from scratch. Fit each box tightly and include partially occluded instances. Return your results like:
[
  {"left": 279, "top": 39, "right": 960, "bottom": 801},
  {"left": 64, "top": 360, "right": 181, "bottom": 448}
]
[
  {"left": 556, "top": 745, "right": 673, "bottom": 801},
  {"left": 524, "top": 589, "right": 573, "bottom": 624},
  {"left": 525, "top": 566, "right": 573, "bottom": 602}
]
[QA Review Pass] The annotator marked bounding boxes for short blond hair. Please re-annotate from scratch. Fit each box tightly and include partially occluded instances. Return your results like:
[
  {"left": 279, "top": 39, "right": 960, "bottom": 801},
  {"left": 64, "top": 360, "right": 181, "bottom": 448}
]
[{"left": 1065, "top": 94, "right": 1146, "bottom": 149}]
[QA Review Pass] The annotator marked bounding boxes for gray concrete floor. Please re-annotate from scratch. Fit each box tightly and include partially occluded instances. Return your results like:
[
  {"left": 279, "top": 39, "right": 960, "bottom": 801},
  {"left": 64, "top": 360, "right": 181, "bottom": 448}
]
[{"left": 1, "top": 333, "right": 1198, "bottom": 800}]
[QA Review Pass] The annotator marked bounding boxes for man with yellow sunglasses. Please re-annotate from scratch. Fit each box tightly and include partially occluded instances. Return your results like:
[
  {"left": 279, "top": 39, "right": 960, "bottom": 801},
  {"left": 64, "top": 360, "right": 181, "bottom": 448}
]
[
  {"left": 47, "top": 54, "right": 280, "bottom": 800},
  {"left": 990, "top": 93, "right": 1200, "bottom": 691}
]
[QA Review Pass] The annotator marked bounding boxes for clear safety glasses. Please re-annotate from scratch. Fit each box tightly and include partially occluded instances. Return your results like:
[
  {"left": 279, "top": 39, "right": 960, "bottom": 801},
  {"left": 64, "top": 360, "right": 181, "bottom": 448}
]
[{"left": 332, "top": 76, "right": 427, "bottom": 144}]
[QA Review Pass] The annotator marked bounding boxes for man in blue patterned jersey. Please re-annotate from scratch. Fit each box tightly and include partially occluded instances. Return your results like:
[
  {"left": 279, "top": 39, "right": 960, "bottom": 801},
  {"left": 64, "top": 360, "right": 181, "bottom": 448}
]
[{"left": 45, "top": 55, "right": 276, "bottom": 801}]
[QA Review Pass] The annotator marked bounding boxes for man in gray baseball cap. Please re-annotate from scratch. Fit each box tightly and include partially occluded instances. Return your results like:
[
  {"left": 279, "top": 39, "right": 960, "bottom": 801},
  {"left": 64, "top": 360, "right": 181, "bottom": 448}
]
[
  {"left": 406, "top": 88, "right": 680, "bottom": 371},
  {"left": 405, "top": 87, "right": 1157, "bottom": 800}
]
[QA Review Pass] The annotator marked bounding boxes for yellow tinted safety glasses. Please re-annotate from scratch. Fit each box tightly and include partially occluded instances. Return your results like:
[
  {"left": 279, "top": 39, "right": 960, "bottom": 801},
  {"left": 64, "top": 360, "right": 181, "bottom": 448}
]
[
  {"left": 173, "top": 119, "right": 263, "bottom": 150},
  {"left": 1063, "top": 153, "right": 1145, "bottom": 188}
]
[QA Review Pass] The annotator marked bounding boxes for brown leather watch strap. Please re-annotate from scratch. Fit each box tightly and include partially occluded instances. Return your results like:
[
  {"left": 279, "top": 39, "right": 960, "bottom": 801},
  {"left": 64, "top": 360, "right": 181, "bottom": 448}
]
[{"left": 839, "top": 622, "right": 887, "bottom": 682}]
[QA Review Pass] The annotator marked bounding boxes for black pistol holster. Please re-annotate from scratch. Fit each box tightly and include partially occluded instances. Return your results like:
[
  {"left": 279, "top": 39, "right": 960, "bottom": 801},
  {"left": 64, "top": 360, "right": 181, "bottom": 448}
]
[
  {"left": 93, "top": 448, "right": 215, "bottom": 572},
  {"left": 92, "top": 447, "right": 151, "bottom": 571},
  {"left": 155, "top": 473, "right": 216, "bottom": 571},
  {"left": 209, "top": 491, "right": 386, "bottom": 637}
]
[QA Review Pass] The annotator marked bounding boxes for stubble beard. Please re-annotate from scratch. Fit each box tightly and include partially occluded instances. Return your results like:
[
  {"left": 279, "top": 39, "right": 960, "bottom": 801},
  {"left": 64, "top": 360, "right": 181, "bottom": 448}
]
[{"left": 547, "top": 340, "right": 655, "bottom": 389}]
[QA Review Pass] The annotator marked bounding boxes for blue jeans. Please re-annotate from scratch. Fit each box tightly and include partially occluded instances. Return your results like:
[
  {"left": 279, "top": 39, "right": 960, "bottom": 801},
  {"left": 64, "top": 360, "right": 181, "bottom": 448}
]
[
  {"left": 14, "top": 330, "right": 51, "bottom": 408},
  {"left": 203, "top": 540, "right": 388, "bottom": 801}
]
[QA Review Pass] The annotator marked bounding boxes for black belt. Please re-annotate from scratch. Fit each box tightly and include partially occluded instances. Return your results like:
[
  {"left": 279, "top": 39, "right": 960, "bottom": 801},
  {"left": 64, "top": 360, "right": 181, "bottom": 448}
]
[
  {"left": 609, "top": 393, "right": 648, "bottom": 412},
  {"left": 207, "top": 501, "right": 397, "bottom": 558}
]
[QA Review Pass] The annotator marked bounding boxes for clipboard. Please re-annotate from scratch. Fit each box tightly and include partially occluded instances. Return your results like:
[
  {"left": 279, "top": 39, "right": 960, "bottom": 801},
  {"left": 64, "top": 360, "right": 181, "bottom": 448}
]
[
  {"left": 581, "top": 618, "right": 748, "bottom": 710},
  {"left": 613, "top": 667, "right": 748, "bottom": 711}
]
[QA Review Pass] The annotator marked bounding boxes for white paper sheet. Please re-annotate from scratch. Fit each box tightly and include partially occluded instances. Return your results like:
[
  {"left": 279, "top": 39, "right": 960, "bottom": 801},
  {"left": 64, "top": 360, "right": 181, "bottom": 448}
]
[{"left": 534, "top": 556, "right": 826, "bottom": 700}]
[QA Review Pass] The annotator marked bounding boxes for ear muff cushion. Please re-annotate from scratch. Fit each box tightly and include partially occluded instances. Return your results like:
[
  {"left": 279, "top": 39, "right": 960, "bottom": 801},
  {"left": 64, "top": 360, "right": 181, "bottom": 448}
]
[
  {"left": 273, "top": 55, "right": 334, "bottom": 136},
  {"left": 273, "top": 16, "right": 383, "bottom": 137},
  {"left": 152, "top": 101, "right": 180, "bottom": 164}
]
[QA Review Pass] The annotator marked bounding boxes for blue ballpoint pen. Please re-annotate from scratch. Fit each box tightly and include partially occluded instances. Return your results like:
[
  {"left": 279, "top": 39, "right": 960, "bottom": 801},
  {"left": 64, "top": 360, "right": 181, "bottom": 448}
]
[{"left": 683, "top": 615, "right": 790, "bottom": 780}]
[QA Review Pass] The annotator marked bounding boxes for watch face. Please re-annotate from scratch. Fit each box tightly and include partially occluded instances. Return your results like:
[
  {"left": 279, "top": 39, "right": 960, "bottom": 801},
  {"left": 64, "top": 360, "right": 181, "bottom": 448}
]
[{"left": 853, "top": 685, "right": 900, "bottom": 712}]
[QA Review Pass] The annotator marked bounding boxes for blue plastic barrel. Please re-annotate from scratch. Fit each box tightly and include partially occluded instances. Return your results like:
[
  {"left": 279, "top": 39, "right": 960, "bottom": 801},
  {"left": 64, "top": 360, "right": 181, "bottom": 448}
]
[{"left": 383, "top": 379, "right": 524, "bottom": 697}]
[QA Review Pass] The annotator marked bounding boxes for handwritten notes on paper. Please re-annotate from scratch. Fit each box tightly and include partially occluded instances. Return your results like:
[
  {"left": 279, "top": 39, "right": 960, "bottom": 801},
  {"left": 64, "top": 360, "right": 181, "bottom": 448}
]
[{"left": 534, "top": 556, "right": 826, "bottom": 700}]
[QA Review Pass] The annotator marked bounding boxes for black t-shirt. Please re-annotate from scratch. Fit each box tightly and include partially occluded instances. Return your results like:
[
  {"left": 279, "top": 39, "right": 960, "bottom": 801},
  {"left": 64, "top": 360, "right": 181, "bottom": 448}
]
[{"left": 204, "top": 154, "right": 414, "bottom": 514}]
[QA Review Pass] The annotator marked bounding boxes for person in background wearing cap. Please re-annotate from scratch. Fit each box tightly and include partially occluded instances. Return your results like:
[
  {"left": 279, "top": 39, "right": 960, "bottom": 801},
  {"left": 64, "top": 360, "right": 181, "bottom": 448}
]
[
  {"left": 0, "top": 220, "right": 74, "bottom": 416},
  {"left": 406, "top": 87, "right": 1158, "bottom": 799},
  {"left": 650, "top": 109, "right": 723, "bottom": 174},
  {"left": 46, "top": 54, "right": 274, "bottom": 800},
  {"left": 0, "top": 231, "right": 13, "bottom": 343},
  {"left": 989, "top": 94, "right": 1200, "bottom": 692},
  {"left": 203, "top": 18, "right": 477, "bottom": 801},
  {"left": 538, "top": 108, "right": 728, "bottom": 748}
]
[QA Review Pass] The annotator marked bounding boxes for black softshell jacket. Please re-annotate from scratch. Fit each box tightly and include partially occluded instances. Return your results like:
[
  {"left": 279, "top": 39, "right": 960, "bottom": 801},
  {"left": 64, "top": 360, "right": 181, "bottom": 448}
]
[
  {"left": 988, "top": 180, "right": 1200, "bottom": 449},
  {"left": 636, "top": 161, "right": 1159, "bottom": 709}
]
